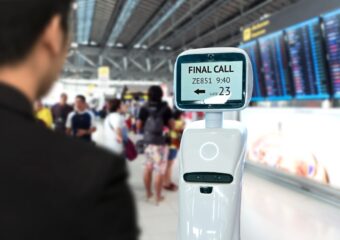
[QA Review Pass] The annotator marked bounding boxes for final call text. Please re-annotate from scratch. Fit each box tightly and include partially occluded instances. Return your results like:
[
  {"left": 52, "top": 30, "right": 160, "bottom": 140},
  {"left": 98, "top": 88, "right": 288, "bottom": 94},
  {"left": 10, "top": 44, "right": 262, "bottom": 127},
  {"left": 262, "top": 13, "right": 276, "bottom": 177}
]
[{"left": 188, "top": 65, "right": 234, "bottom": 74}]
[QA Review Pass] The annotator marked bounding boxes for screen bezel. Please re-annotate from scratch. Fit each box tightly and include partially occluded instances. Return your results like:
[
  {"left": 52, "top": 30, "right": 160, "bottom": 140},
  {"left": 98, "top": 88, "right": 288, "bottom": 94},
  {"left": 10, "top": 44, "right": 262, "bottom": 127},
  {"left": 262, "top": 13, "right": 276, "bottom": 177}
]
[{"left": 176, "top": 52, "right": 247, "bottom": 110}]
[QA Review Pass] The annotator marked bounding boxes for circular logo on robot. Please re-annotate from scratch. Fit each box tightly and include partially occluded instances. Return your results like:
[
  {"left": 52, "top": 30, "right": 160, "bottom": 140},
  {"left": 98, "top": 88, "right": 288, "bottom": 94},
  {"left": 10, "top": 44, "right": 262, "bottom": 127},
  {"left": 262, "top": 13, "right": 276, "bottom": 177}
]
[{"left": 199, "top": 142, "right": 219, "bottom": 161}]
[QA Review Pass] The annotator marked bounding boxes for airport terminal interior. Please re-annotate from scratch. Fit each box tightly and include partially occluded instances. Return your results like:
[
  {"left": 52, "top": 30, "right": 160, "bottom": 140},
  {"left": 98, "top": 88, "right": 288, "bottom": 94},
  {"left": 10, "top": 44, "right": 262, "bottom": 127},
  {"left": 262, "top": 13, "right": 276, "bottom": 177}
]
[{"left": 38, "top": 0, "right": 340, "bottom": 239}]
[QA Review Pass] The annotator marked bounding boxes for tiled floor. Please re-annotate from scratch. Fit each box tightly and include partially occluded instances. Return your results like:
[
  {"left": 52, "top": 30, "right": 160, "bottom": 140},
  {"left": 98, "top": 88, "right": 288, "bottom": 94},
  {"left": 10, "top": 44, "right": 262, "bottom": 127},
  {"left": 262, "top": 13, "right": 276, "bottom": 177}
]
[{"left": 128, "top": 155, "right": 340, "bottom": 240}]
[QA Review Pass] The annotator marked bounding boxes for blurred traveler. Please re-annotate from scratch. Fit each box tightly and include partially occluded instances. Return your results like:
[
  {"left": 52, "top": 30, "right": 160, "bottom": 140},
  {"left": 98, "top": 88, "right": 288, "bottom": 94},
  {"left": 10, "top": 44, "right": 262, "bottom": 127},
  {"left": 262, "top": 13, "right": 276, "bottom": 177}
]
[
  {"left": 66, "top": 95, "right": 96, "bottom": 142},
  {"left": 103, "top": 99, "right": 128, "bottom": 155},
  {"left": 34, "top": 100, "right": 53, "bottom": 128},
  {"left": 137, "top": 86, "right": 173, "bottom": 204},
  {"left": 51, "top": 93, "right": 73, "bottom": 133},
  {"left": 164, "top": 110, "right": 185, "bottom": 191},
  {"left": 0, "top": 1, "right": 138, "bottom": 239}
]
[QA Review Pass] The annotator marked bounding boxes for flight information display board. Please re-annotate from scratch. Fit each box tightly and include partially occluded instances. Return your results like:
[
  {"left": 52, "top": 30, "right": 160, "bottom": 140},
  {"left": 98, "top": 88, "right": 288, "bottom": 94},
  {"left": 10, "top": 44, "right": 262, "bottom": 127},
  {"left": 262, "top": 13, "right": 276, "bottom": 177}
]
[
  {"left": 241, "top": 41, "right": 266, "bottom": 101},
  {"left": 286, "top": 18, "right": 330, "bottom": 99},
  {"left": 258, "top": 31, "right": 293, "bottom": 100},
  {"left": 323, "top": 9, "right": 340, "bottom": 98}
]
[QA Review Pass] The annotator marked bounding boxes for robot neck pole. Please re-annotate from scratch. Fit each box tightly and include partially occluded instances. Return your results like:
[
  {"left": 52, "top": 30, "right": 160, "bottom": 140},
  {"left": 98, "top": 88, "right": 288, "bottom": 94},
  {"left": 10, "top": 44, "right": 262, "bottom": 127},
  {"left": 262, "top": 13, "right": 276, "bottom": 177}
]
[{"left": 205, "top": 112, "right": 223, "bottom": 128}]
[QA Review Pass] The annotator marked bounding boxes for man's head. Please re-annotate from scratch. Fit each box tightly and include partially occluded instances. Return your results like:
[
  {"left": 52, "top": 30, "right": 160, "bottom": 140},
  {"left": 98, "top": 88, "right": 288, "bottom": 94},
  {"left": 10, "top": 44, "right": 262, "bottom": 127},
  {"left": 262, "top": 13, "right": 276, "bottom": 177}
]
[
  {"left": 148, "top": 85, "right": 163, "bottom": 103},
  {"left": 0, "top": 0, "right": 73, "bottom": 100},
  {"left": 75, "top": 95, "right": 87, "bottom": 112},
  {"left": 60, "top": 93, "right": 68, "bottom": 105}
]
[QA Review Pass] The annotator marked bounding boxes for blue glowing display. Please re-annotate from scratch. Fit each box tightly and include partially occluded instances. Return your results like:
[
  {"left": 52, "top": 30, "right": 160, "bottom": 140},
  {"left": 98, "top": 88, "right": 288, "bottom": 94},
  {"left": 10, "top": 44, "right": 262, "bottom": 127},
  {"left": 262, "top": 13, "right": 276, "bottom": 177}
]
[{"left": 286, "top": 18, "right": 330, "bottom": 99}]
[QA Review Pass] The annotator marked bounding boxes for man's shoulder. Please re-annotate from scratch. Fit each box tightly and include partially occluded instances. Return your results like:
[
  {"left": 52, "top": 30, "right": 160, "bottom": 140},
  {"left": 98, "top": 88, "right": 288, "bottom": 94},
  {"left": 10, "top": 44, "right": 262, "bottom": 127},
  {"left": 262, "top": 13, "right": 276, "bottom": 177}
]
[
  {"left": 159, "top": 102, "right": 171, "bottom": 114},
  {"left": 139, "top": 101, "right": 168, "bottom": 115},
  {"left": 43, "top": 128, "right": 124, "bottom": 170},
  {"left": 2, "top": 112, "right": 119, "bottom": 164},
  {"left": 52, "top": 131, "right": 112, "bottom": 157},
  {"left": 28, "top": 125, "right": 126, "bottom": 194},
  {"left": 78, "top": 110, "right": 95, "bottom": 118}
]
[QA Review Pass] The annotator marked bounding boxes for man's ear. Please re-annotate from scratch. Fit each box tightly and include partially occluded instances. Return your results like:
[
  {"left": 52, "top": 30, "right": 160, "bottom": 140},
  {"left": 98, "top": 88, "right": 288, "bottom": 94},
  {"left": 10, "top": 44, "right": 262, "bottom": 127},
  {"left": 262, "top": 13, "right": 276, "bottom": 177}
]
[{"left": 40, "top": 15, "right": 64, "bottom": 57}]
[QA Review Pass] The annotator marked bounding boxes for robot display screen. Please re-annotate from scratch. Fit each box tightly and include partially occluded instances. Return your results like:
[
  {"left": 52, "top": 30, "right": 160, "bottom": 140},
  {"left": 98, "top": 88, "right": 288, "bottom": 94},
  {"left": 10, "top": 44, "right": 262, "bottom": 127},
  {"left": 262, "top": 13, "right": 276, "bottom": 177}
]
[{"left": 176, "top": 53, "right": 246, "bottom": 109}]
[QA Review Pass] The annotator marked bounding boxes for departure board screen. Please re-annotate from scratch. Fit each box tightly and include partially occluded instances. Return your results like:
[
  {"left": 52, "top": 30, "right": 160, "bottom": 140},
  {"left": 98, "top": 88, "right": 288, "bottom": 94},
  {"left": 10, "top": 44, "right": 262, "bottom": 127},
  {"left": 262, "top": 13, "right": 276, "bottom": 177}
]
[
  {"left": 258, "top": 31, "right": 293, "bottom": 100},
  {"left": 323, "top": 9, "right": 340, "bottom": 98},
  {"left": 286, "top": 18, "right": 330, "bottom": 99},
  {"left": 241, "top": 41, "right": 266, "bottom": 101}
]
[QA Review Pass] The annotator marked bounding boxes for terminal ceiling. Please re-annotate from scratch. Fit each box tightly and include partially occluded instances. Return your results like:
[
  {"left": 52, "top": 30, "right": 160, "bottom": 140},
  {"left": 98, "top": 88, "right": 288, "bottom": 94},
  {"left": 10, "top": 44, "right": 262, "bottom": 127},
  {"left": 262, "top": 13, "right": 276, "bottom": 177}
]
[{"left": 64, "top": 0, "right": 300, "bottom": 81}]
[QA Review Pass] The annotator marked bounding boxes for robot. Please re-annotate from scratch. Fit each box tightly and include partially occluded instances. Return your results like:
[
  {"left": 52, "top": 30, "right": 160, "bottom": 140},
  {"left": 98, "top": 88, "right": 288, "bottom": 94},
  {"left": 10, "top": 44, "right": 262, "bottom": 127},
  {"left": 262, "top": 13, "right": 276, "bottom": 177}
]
[{"left": 174, "top": 48, "right": 253, "bottom": 240}]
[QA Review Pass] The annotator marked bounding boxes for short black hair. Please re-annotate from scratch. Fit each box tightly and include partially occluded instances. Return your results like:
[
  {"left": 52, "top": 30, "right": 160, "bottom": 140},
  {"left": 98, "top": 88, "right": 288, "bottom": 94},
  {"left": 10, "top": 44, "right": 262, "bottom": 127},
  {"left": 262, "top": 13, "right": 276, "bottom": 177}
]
[
  {"left": 76, "top": 95, "right": 86, "bottom": 103},
  {"left": 0, "top": 0, "right": 73, "bottom": 66},
  {"left": 109, "top": 99, "right": 122, "bottom": 113},
  {"left": 148, "top": 85, "right": 163, "bottom": 103}
]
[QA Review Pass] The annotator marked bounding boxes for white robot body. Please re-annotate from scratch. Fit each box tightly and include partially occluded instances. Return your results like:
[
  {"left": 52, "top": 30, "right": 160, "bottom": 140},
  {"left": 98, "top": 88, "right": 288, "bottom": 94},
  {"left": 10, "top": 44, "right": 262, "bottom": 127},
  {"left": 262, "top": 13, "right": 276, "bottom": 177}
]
[{"left": 179, "top": 120, "right": 247, "bottom": 240}]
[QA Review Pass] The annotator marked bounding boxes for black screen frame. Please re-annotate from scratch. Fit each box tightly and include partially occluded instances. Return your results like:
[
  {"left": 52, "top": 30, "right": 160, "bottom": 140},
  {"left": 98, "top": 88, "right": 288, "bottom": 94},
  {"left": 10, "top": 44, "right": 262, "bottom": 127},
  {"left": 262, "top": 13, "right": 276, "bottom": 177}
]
[{"left": 176, "top": 52, "right": 247, "bottom": 110}]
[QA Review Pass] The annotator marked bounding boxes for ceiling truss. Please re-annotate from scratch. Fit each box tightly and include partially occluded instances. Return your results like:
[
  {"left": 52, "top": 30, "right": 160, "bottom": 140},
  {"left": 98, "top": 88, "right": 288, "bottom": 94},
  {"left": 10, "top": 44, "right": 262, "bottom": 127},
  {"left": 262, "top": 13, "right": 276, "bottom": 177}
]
[{"left": 64, "top": 46, "right": 175, "bottom": 81}]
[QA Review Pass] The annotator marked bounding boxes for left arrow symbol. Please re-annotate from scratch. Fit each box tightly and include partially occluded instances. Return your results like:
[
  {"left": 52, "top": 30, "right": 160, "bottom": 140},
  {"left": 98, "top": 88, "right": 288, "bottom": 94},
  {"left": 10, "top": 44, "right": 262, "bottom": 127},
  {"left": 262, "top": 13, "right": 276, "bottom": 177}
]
[{"left": 194, "top": 89, "right": 206, "bottom": 95}]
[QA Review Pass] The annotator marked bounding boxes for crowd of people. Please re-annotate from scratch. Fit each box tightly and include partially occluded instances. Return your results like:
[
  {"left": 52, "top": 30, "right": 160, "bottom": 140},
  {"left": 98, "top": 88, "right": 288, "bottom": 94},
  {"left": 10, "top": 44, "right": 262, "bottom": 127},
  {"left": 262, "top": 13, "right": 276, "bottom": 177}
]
[
  {"left": 34, "top": 94, "right": 96, "bottom": 142},
  {"left": 34, "top": 85, "right": 186, "bottom": 205}
]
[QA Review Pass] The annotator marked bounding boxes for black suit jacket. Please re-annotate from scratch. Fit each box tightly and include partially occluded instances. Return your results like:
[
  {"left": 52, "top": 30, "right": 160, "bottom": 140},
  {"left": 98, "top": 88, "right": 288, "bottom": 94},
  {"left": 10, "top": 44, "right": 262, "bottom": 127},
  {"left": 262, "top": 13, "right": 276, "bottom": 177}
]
[{"left": 0, "top": 84, "right": 138, "bottom": 240}]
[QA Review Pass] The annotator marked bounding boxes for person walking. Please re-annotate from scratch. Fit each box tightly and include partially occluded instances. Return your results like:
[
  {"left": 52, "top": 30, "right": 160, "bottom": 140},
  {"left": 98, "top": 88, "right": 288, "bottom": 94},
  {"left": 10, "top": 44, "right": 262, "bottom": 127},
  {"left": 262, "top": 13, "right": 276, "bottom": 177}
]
[
  {"left": 137, "top": 86, "right": 173, "bottom": 205},
  {"left": 103, "top": 99, "right": 128, "bottom": 155},
  {"left": 0, "top": 1, "right": 138, "bottom": 239},
  {"left": 51, "top": 93, "right": 73, "bottom": 133}
]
